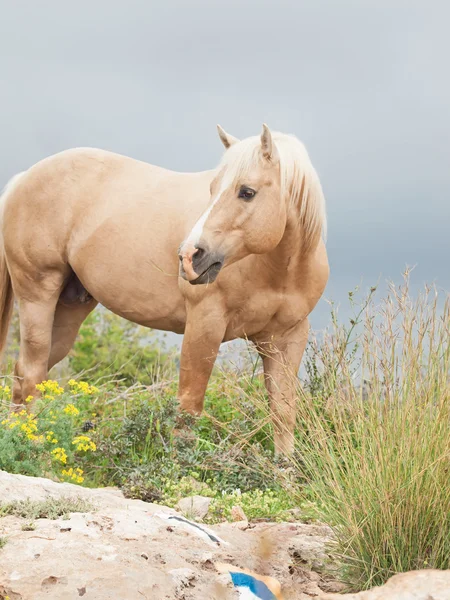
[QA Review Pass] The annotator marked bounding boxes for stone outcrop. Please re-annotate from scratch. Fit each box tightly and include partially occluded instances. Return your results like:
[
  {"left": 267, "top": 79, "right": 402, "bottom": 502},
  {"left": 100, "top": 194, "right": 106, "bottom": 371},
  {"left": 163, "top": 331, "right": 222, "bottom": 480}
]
[{"left": 0, "top": 471, "right": 448, "bottom": 600}]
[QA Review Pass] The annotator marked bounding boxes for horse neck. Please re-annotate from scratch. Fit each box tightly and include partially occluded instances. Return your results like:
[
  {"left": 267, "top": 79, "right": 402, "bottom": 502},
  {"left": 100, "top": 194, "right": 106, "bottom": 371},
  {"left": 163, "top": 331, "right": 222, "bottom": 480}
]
[{"left": 265, "top": 209, "right": 305, "bottom": 272}]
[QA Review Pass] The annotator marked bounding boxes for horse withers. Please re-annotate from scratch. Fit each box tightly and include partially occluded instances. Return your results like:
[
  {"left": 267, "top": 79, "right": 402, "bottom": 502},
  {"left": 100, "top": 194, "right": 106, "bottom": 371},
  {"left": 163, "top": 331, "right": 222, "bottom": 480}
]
[{"left": 0, "top": 124, "right": 329, "bottom": 455}]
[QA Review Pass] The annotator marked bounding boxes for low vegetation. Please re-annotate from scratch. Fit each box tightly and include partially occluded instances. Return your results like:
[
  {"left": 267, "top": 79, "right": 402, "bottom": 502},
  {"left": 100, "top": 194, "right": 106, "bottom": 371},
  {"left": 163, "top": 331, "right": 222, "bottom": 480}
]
[
  {"left": 0, "top": 497, "right": 93, "bottom": 520},
  {"left": 0, "top": 349, "right": 298, "bottom": 525},
  {"left": 0, "top": 273, "right": 448, "bottom": 589}
]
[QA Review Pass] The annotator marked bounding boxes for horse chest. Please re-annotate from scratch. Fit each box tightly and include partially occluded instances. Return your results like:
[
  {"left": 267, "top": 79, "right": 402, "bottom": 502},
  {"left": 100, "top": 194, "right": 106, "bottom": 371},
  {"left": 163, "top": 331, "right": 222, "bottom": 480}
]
[{"left": 224, "top": 287, "right": 303, "bottom": 340}]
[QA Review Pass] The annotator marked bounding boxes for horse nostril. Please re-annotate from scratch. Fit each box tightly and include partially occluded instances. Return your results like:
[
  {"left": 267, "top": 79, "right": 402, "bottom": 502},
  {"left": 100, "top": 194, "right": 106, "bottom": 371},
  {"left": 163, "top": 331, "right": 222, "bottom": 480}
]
[{"left": 194, "top": 246, "right": 205, "bottom": 260}]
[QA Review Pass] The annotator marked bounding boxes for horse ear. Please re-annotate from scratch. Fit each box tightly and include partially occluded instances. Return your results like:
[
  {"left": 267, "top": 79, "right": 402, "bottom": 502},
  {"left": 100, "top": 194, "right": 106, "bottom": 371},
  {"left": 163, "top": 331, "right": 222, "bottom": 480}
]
[
  {"left": 260, "top": 123, "right": 278, "bottom": 162},
  {"left": 217, "top": 125, "right": 239, "bottom": 149}
]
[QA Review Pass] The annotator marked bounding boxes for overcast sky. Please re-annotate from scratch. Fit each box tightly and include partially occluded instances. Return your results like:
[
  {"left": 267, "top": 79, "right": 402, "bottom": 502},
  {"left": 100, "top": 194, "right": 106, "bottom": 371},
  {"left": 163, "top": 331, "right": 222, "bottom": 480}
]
[{"left": 1, "top": 1, "right": 449, "bottom": 336}]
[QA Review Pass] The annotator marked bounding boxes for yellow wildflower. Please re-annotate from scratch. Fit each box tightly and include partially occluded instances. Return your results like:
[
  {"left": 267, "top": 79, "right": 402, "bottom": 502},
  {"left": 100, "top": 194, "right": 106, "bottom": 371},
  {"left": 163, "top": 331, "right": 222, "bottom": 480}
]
[
  {"left": 51, "top": 447, "right": 68, "bottom": 464},
  {"left": 63, "top": 404, "right": 79, "bottom": 416},
  {"left": 20, "top": 419, "right": 38, "bottom": 438},
  {"left": 68, "top": 380, "right": 98, "bottom": 395},
  {"left": 0, "top": 385, "right": 11, "bottom": 399},
  {"left": 45, "top": 431, "right": 59, "bottom": 444},
  {"left": 61, "top": 467, "right": 84, "bottom": 484},
  {"left": 5, "top": 411, "right": 40, "bottom": 440},
  {"left": 72, "top": 435, "right": 97, "bottom": 452},
  {"left": 36, "top": 380, "right": 64, "bottom": 396},
  {"left": 25, "top": 395, "right": 34, "bottom": 403}
]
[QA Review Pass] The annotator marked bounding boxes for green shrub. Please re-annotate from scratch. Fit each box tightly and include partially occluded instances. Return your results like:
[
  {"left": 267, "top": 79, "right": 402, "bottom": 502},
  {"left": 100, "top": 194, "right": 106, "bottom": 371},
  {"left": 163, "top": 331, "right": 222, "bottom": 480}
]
[
  {"left": 90, "top": 383, "right": 278, "bottom": 496},
  {"left": 208, "top": 488, "right": 295, "bottom": 523},
  {"left": 69, "top": 310, "right": 172, "bottom": 386},
  {"left": 0, "top": 379, "right": 100, "bottom": 484},
  {"left": 158, "top": 475, "right": 296, "bottom": 523},
  {"left": 0, "top": 369, "right": 288, "bottom": 524}
]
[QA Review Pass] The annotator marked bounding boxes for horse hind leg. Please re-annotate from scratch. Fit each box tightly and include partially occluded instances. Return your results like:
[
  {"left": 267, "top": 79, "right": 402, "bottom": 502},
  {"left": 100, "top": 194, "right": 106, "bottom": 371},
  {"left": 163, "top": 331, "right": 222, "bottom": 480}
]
[
  {"left": 12, "top": 270, "right": 96, "bottom": 410},
  {"left": 12, "top": 272, "right": 65, "bottom": 410},
  {"left": 48, "top": 296, "right": 98, "bottom": 372}
]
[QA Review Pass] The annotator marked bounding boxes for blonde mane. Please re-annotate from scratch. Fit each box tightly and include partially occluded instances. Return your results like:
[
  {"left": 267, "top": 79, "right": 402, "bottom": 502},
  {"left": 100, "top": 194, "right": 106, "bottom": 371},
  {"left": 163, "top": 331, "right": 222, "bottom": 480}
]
[{"left": 218, "top": 132, "right": 327, "bottom": 252}]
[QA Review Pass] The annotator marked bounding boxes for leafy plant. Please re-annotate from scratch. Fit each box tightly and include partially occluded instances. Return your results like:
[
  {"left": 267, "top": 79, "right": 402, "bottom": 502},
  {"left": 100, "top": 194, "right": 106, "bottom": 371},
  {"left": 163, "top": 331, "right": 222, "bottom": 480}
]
[
  {"left": 69, "top": 309, "right": 172, "bottom": 386},
  {"left": 0, "top": 380, "right": 100, "bottom": 484}
]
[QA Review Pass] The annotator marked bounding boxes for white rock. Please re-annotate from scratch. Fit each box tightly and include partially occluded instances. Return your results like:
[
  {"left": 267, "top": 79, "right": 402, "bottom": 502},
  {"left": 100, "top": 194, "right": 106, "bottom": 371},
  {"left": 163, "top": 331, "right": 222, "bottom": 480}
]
[
  {"left": 169, "top": 567, "right": 197, "bottom": 598},
  {"left": 230, "top": 505, "right": 248, "bottom": 523},
  {"left": 176, "top": 495, "right": 212, "bottom": 520},
  {"left": 3, "top": 471, "right": 445, "bottom": 600},
  {"left": 320, "top": 569, "right": 450, "bottom": 600}
]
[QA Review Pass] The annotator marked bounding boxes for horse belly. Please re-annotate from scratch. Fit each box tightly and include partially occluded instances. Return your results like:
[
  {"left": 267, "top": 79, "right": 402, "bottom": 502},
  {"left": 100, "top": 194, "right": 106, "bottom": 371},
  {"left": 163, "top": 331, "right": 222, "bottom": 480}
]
[
  {"left": 75, "top": 267, "right": 187, "bottom": 334},
  {"left": 69, "top": 233, "right": 187, "bottom": 334}
]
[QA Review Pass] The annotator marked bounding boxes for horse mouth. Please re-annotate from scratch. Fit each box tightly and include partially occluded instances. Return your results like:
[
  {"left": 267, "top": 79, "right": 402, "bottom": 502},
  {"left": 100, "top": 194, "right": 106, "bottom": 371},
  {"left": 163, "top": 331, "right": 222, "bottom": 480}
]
[{"left": 189, "top": 261, "right": 223, "bottom": 285}]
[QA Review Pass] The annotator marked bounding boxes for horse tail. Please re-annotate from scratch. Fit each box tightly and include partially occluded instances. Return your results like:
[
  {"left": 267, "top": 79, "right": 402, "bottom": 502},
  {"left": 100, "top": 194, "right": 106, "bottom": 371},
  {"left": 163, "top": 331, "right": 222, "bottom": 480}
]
[
  {"left": 0, "top": 244, "right": 13, "bottom": 360},
  {"left": 0, "top": 172, "right": 25, "bottom": 360}
]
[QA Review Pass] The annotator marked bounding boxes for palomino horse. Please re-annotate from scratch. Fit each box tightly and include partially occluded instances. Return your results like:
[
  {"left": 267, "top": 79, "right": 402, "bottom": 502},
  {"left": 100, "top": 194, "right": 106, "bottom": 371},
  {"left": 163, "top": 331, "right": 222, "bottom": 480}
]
[{"left": 0, "top": 125, "right": 328, "bottom": 454}]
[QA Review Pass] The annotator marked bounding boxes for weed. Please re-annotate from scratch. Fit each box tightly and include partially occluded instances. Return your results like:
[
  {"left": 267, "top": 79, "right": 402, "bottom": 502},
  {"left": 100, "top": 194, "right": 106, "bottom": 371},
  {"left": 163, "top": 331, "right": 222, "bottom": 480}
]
[{"left": 0, "top": 497, "right": 93, "bottom": 520}]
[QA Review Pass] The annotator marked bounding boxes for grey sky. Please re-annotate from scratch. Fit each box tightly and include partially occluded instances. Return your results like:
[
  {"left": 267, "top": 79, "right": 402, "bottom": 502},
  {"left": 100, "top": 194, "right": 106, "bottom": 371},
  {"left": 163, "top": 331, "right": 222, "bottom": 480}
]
[{"left": 1, "top": 0, "right": 449, "bottom": 335}]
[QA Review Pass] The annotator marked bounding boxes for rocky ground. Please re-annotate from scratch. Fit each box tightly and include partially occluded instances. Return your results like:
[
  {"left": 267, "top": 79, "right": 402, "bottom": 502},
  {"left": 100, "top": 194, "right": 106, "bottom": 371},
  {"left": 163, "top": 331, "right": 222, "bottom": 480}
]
[{"left": 0, "top": 471, "right": 448, "bottom": 600}]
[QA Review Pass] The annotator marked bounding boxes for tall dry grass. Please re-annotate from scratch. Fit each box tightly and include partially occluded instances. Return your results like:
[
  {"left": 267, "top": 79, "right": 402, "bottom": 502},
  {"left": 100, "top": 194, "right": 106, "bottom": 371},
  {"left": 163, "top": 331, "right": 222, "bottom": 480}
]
[{"left": 289, "top": 274, "right": 450, "bottom": 588}]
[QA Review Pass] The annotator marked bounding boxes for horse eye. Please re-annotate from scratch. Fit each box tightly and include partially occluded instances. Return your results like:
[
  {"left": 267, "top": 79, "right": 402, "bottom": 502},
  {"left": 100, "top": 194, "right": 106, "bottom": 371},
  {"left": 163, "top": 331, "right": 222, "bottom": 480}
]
[{"left": 238, "top": 187, "right": 256, "bottom": 201}]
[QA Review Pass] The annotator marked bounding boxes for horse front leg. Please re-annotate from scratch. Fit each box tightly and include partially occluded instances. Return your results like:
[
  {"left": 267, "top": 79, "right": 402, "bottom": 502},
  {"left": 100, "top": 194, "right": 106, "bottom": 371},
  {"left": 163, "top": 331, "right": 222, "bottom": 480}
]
[
  {"left": 255, "top": 318, "right": 310, "bottom": 456},
  {"left": 177, "top": 304, "right": 227, "bottom": 415}
]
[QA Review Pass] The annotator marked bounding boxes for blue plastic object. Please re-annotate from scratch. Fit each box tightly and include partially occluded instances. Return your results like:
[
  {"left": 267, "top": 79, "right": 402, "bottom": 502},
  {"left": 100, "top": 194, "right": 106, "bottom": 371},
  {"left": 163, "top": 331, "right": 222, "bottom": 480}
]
[{"left": 230, "top": 572, "right": 277, "bottom": 599}]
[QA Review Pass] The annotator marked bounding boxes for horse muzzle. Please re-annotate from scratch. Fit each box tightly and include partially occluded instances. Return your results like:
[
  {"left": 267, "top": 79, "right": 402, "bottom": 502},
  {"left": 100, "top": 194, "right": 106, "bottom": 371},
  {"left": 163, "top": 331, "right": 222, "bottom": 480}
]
[{"left": 178, "top": 243, "right": 224, "bottom": 285}]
